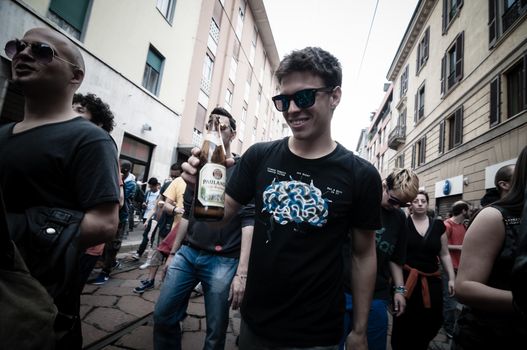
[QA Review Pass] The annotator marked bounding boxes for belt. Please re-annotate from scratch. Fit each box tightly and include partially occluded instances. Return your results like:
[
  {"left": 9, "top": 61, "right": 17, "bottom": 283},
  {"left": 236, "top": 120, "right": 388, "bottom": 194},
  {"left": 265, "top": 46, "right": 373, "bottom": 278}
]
[{"left": 404, "top": 264, "right": 441, "bottom": 308}]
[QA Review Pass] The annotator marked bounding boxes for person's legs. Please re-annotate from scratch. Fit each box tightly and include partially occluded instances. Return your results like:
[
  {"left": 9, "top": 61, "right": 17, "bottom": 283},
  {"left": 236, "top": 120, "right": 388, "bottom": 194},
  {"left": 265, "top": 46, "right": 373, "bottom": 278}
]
[
  {"left": 366, "top": 299, "right": 389, "bottom": 350},
  {"left": 136, "top": 220, "right": 152, "bottom": 256},
  {"left": 153, "top": 245, "right": 199, "bottom": 350},
  {"left": 198, "top": 254, "right": 238, "bottom": 350}
]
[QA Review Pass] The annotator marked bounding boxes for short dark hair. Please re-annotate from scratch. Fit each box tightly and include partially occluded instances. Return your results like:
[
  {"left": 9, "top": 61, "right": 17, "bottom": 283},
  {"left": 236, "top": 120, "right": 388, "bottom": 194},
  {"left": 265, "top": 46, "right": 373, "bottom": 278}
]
[
  {"left": 170, "top": 163, "right": 183, "bottom": 171},
  {"left": 210, "top": 106, "right": 236, "bottom": 131},
  {"left": 147, "top": 177, "right": 159, "bottom": 186},
  {"left": 73, "top": 93, "right": 116, "bottom": 133},
  {"left": 275, "top": 47, "right": 342, "bottom": 88},
  {"left": 452, "top": 201, "right": 469, "bottom": 216}
]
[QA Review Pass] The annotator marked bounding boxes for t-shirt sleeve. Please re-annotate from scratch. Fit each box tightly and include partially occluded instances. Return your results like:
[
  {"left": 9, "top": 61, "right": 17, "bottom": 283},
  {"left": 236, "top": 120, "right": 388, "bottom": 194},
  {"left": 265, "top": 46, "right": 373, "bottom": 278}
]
[
  {"left": 72, "top": 138, "right": 120, "bottom": 210},
  {"left": 163, "top": 179, "right": 178, "bottom": 202},
  {"left": 226, "top": 145, "right": 260, "bottom": 205},
  {"left": 350, "top": 158, "right": 382, "bottom": 230}
]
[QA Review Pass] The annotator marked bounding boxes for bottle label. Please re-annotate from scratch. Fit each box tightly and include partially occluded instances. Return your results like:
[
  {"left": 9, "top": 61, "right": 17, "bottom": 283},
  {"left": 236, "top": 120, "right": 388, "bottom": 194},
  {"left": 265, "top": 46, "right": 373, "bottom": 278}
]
[{"left": 197, "top": 163, "right": 226, "bottom": 208}]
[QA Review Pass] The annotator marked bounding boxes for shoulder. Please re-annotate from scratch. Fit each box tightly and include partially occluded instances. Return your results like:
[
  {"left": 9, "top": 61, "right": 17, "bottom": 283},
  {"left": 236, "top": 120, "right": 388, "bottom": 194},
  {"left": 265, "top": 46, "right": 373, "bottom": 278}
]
[{"left": 69, "top": 117, "right": 114, "bottom": 145}]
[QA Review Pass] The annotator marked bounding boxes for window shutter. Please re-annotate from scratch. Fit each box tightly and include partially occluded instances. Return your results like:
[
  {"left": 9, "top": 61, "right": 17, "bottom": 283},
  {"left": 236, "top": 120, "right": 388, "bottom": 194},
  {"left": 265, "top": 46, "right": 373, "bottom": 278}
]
[
  {"left": 49, "top": 0, "right": 90, "bottom": 31},
  {"left": 416, "top": 42, "right": 421, "bottom": 74},
  {"left": 441, "top": 55, "right": 446, "bottom": 96},
  {"left": 456, "top": 32, "right": 464, "bottom": 82},
  {"left": 488, "top": 0, "right": 497, "bottom": 47},
  {"left": 442, "top": 0, "right": 447, "bottom": 33},
  {"left": 523, "top": 54, "right": 527, "bottom": 109},
  {"left": 438, "top": 120, "right": 445, "bottom": 154},
  {"left": 147, "top": 48, "right": 163, "bottom": 72},
  {"left": 414, "top": 92, "right": 418, "bottom": 124},
  {"left": 424, "top": 28, "right": 430, "bottom": 60},
  {"left": 421, "top": 137, "right": 427, "bottom": 165},
  {"left": 489, "top": 76, "right": 500, "bottom": 125},
  {"left": 455, "top": 107, "right": 463, "bottom": 145},
  {"left": 458, "top": 0, "right": 464, "bottom": 9},
  {"left": 411, "top": 144, "right": 416, "bottom": 169}
]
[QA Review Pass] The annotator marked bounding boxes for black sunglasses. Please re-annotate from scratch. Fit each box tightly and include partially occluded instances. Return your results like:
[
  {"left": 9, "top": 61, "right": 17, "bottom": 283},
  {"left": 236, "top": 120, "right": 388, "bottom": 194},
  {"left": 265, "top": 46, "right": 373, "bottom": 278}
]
[
  {"left": 388, "top": 195, "right": 410, "bottom": 208},
  {"left": 272, "top": 87, "right": 334, "bottom": 112},
  {"left": 4, "top": 39, "right": 78, "bottom": 68}
]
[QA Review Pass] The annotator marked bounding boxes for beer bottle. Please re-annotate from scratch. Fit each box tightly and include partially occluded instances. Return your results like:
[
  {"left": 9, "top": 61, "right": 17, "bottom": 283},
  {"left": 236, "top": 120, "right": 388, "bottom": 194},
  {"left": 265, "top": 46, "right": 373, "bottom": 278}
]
[{"left": 193, "top": 115, "right": 226, "bottom": 221}]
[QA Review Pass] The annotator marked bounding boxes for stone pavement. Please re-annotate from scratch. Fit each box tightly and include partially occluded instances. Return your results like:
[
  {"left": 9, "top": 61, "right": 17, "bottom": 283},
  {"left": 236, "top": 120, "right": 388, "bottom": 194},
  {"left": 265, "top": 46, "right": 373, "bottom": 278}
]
[{"left": 79, "top": 228, "right": 450, "bottom": 350}]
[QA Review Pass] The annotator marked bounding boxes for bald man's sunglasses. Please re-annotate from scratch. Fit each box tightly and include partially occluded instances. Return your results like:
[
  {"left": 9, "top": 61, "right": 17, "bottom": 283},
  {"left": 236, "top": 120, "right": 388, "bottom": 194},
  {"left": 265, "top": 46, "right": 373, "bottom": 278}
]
[
  {"left": 272, "top": 87, "right": 334, "bottom": 112},
  {"left": 5, "top": 39, "right": 78, "bottom": 67}
]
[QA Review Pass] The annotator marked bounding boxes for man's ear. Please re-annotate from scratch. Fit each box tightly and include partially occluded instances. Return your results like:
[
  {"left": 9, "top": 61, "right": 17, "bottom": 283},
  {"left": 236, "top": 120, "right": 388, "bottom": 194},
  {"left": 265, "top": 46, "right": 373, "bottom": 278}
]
[
  {"left": 330, "top": 86, "right": 342, "bottom": 109},
  {"left": 71, "top": 67, "right": 84, "bottom": 85},
  {"left": 498, "top": 180, "right": 511, "bottom": 192}
]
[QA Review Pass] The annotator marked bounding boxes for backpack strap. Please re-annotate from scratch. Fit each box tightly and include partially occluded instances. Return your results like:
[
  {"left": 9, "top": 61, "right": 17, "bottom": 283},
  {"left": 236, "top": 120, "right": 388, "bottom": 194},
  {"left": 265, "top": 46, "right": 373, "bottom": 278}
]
[{"left": 0, "top": 188, "right": 13, "bottom": 263}]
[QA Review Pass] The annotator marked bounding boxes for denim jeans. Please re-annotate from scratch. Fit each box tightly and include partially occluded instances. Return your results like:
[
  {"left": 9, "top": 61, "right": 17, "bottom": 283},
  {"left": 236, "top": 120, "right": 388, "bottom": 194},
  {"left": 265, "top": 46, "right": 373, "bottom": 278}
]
[
  {"left": 340, "top": 293, "right": 389, "bottom": 350},
  {"left": 153, "top": 245, "right": 238, "bottom": 350}
]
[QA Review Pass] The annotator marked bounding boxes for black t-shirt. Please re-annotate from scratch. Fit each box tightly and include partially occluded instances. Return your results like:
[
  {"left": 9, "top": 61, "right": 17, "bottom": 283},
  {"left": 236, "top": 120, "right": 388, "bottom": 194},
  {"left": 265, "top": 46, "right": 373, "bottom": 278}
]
[
  {"left": 406, "top": 216, "right": 446, "bottom": 273},
  {"left": 183, "top": 157, "right": 255, "bottom": 257},
  {"left": 226, "top": 138, "right": 382, "bottom": 346},
  {"left": 343, "top": 207, "right": 408, "bottom": 300},
  {"left": 0, "top": 117, "right": 120, "bottom": 213}
]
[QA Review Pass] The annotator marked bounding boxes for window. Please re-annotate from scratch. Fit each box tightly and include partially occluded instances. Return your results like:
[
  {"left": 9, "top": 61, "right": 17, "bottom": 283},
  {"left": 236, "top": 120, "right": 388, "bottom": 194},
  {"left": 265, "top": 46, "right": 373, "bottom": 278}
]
[
  {"left": 447, "top": 107, "right": 463, "bottom": 149},
  {"left": 142, "top": 46, "right": 164, "bottom": 95},
  {"left": 200, "top": 53, "right": 214, "bottom": 95},
  {"left": 235, "top": 0, "right": 246, "bottom": 38},
  {"left": 194, "top": 103, "right": 207, "bottom": 133},
  {"left": 414, "top": 83, "right": 426, "bottom": 123},
  {"left": 417, "top": 27, "right": 430, "bottom": 73},
  {"left": 441, "top": 32, "right": 464, "bottom": 95},
  {"left": 442, "top": 0, "right": 463, "bottom": 32},
  {"left": 489, "top": 0, "right": 527, "bottom": 47},
  {"left": 395, "top": 154, "right": 405, "bottom": 168},
  {"left": 156, "top": 0, "right": 176, "bottom": 22},
  {"left": 505, "top": 57, "right": 527, "bottom": 118},
  {"left": 400, "top": 65, "right": 409, "bottom": 98},
  {"left": 48, "top": 0, "right": 90, "bottom": 39},
  {"left": 411, "top": 136, "right": 426, "bottom": 168},
  {"left": 225, "top": 89, "right": 233, "bottom": 106},
  {"left": 438, "top": 107, "right": 463, "bottom": 153}
]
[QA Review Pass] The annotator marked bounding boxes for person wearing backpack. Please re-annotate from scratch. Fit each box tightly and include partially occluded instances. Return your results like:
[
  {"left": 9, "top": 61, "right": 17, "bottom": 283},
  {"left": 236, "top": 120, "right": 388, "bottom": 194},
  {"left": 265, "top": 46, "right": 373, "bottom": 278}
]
[{"left": 0, "top": 28, "right": 120, "bottom": 349}]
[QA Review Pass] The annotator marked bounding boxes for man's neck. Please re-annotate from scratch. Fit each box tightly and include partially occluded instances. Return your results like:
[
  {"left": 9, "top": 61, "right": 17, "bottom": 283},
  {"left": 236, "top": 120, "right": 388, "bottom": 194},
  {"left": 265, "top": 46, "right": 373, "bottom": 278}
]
[
  {"left": 288, "top": 135, "right": 337, "bottom": 159},
  {"left": 451, "top": 214, "right": 465, "bottom": 224},
  {"left": 21, "top": 95, "right": 76, "bottom": 127}
]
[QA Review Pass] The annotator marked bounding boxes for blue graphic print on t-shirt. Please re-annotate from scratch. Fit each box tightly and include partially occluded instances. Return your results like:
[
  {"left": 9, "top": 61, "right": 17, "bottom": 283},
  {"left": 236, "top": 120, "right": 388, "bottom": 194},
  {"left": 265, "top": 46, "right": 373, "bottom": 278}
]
[{"left": 262, "top": 177, "right": 329, "bottom": 227}]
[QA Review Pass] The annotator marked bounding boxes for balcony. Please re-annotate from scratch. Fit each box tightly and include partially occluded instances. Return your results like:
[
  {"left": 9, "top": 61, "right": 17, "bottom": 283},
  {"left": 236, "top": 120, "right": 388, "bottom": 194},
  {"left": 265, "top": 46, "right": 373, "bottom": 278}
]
[{"left": 388, "top": 124, "right": 406, "bottom": 150}]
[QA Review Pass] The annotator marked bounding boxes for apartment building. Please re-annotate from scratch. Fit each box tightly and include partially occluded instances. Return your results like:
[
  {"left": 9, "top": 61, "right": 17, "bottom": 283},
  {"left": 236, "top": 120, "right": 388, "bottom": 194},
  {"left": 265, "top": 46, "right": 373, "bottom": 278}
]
[
  {"left": 364, "top": 0, "right": 526, "bottom": 217},
  {"left": 365, "top": 83, "right": 395, "bottom": 178},
  {"left": 0, "top": 0, "right": 285, "bottom": 182}
]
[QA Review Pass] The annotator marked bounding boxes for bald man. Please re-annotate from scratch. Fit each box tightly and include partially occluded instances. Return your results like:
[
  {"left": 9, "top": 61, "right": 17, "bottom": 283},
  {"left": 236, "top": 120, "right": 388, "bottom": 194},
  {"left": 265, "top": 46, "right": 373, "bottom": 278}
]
[{"left": 0, "top": 27, "right": 120, "bottom": 349}]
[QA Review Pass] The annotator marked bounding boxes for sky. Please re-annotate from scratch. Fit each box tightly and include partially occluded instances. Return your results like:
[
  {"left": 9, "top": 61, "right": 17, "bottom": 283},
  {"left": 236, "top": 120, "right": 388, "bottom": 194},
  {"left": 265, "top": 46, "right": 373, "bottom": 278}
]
[{"left": 262, "top": 0, "right": 418, "bottom": 151}]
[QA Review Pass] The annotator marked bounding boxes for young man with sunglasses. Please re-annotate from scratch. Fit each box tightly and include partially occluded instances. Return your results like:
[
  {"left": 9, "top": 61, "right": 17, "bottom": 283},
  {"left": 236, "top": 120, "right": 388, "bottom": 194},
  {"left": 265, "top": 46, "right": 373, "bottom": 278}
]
[
  {"left": 340, "top": 168, "right": 419, "bottom": 350},
  {"left": 0, "top": 28, "right": 120, "bottom": 349},
  {"left": 182, "top": 47, "right": 382, "bottom": 349},
  {"left": 154, "top": 107, "right": 255, "bottom": 350}
]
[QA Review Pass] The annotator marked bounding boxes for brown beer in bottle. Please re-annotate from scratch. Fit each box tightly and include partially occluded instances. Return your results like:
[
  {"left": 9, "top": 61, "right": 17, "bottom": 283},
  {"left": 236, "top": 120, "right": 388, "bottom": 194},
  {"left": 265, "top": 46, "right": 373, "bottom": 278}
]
[{"left": 193, "top": 115, "right": 226, "bottom": 221}]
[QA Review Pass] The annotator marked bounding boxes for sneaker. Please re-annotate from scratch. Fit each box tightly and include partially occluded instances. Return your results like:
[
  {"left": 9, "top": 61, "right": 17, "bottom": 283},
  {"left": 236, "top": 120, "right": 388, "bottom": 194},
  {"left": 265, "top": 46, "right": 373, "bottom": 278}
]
[
  {"left": 140, "top": 279, "right": 150, "bottom": 285},
  {"left": 139, "top": 258, "right": 151, "bottom": 270},
  {"left": 131, "top": 252, "right": 141, "bottom": 261},
  {"left": 133, "top": 280, "right": 154, "bottom": 294},
  {"left": 112, "top": 260, "right": 121, "bottom": 270},
  {"left": 91, "top": 273, "right": 109, "bottom": 285}
]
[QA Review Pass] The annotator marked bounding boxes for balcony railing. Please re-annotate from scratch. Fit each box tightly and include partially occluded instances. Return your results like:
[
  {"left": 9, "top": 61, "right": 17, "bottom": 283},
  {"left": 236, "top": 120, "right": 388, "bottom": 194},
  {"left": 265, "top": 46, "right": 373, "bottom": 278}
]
[{"left": 388, "top": 124, "right": 406, "bottom": 150}]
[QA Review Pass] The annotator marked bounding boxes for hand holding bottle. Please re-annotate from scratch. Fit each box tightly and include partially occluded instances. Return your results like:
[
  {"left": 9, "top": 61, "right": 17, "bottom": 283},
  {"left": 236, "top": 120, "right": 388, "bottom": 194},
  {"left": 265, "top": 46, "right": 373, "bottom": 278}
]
[{"left": 181, "top": 148, "right": 236, "bottom": 185}]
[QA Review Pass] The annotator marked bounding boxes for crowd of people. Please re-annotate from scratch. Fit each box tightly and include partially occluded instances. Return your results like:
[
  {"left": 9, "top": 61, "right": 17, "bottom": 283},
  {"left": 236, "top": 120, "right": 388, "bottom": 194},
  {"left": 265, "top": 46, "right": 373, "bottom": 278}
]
[{"left": 1, "top": 26, "right": 526, "bottom": 350}]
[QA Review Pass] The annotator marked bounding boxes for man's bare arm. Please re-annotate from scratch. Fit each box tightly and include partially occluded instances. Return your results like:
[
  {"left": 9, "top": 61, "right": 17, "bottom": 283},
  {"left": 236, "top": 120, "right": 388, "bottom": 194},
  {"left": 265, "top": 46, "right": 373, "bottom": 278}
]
[
  {"left": 346, "top": 228, "right": 377, "bottom": 350},
  {"left": 79, "top": 202, "right": 119, "bottom": 247}
]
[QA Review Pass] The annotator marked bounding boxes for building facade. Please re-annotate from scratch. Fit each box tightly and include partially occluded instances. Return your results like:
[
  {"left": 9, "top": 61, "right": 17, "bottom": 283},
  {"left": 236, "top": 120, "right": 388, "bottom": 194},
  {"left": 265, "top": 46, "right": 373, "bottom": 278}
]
[
  {"left": 364, "top": 0, "right": 526, "bottom": 217},
  {"left": 0, "top": 0, "right": 285, "bottom": 182}
]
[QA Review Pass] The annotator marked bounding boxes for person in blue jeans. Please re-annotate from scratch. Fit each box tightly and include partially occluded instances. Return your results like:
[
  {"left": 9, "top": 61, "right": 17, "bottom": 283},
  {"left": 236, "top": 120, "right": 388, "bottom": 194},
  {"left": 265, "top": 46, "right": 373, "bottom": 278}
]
[
  {"left": 154, "top": 107, "right": 255, "bottom": 350},
  {"left": 340, "top": 168, "right": 419, "bottom": 350}
]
